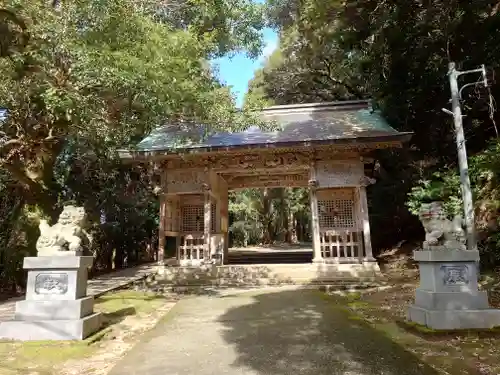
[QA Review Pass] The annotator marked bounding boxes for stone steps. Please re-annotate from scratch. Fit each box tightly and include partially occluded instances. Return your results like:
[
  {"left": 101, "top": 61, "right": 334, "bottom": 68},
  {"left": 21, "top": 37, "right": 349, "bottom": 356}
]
[
  {"left": 156, "top": 263, "right": 385, "bottom": 288},
  {"left": 227, "top": 251, "right": 313, "bottom": 265},
  {"left": 142, "top": 280, "right": 389, "bottom": 295}
]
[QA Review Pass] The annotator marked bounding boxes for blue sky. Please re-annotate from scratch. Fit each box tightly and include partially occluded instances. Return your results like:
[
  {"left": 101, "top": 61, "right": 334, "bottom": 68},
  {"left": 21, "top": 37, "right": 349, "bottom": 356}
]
[{"left": 211, "top": 27, "right": 278, "bottom": 108}]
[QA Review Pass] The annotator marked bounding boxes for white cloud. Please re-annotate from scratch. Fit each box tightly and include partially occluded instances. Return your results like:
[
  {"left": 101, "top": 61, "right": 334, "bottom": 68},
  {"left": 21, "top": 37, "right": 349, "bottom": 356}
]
[{"left": 259, "top": 38, "right": 278, "bottom": 63}]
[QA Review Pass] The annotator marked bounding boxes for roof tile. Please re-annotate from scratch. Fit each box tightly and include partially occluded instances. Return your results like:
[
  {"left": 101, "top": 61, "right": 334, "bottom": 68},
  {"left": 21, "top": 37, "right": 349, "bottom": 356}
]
[{"left": 135, "top": 102, "right": 406, "bottom": 152}]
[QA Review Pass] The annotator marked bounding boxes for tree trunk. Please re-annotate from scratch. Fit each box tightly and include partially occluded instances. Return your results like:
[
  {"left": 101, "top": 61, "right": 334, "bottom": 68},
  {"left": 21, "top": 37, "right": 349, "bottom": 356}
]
[
  {"left": 5, "top": 166, "right": 60, "bottom": 222},
  {"left": 4, "top": 140, "right": 64, "bottom": 222},
  {"left": 290, "top": 212, "right": 297, "bottom": 243},
  {"left": 261, "top": 188, "right": 272, "bottom": 244},
  {"left": 114, "top": 246, "right": 125, "bottom": 269}
]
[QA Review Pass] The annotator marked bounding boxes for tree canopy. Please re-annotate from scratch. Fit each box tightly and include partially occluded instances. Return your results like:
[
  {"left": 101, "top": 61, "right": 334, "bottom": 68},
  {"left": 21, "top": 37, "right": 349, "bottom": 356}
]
[
  {"left": 2, "top": 0, "right": 500, "bottom": 293},
  {"left": 245, "top": 0, "right": 500, "bottom": 254},
  {"left": 0, "top": 0, "right": 266, "bottom": 292},
  {"left": 0, "top": 1, "right": 265, "bottom": 212}
]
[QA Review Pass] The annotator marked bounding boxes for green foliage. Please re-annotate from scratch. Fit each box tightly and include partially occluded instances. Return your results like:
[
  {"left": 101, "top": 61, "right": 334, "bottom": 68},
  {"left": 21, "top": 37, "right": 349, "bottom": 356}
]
[
  {"left": 0, "top": 0, "right": 266, "bottom": 289},
  {"left": 0, "top": 169, "right": 43, "bottom": 293},
  {"left": 407, "top": 171, "right": 463, "bottom": 218},
  {"left": 407, "top": 140, "right": 500, "bottom": 221},
  {"left": 142, "top": 0, "right": 266, "bottom": 58},
  {"left": 229, "top": 189, "right": 263, "bottom": 245},
  {"left": 228, "top": 187, "right": 310, "bottom": 246},
  {"left": 0, "top": 0, "right": 246, "bottom": 219},
  {"left": 247, "top": 0, "right": 500, "bottom": 258},
  {"left": 406, "top": 140, "right": 500, "bottom": 267}
]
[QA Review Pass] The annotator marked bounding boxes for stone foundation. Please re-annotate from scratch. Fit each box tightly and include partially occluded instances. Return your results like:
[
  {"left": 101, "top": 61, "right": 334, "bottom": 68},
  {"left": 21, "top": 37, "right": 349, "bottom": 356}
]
[
  {"left": 0, "top": 256, "right": 102, "bottom": 341},
  {"left": 0, "top": 313, "right": 102, "bottom": 341},
  {"left": 157, "top": 261, "right": 382, "bottom": 287},
  {"left": 408, "top": 249, "right": 500, "bottom": 330}
]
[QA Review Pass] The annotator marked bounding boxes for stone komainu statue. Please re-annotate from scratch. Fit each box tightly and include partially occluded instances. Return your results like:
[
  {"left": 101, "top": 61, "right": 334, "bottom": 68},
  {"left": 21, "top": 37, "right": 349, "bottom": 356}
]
[
  {"left": 418, "top": 202, "right": 466, "bottom": 251},
  {"left": 36, "top": 205, "right": 90, "bottom": 256}
]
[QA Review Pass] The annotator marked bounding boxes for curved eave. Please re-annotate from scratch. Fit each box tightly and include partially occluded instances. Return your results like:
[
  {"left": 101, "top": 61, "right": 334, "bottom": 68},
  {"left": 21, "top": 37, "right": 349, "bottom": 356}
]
[{"left": 117, "top": 132, "right": 413, "bottom": 163}]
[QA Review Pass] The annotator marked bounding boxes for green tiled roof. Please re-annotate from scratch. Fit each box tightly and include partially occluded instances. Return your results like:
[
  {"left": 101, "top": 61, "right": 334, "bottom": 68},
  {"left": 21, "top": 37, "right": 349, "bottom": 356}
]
[{"left": 125, "top": 101, "right": 411, "bottom": 154}]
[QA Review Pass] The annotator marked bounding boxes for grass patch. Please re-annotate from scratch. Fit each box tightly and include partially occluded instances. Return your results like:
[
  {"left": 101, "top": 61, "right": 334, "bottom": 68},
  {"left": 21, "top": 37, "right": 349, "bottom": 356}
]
[
  {"left": 0, "top": 290, "right": 169, "bottom": 375},
  {"left": 345, "top": 292, "right": 361, "bottom": 301},
  {"left": 324, "top": 279, "right": 500, "bottom": 375},
  {"left": 347, "top": 300, "right": 370, "bottom": 309}
]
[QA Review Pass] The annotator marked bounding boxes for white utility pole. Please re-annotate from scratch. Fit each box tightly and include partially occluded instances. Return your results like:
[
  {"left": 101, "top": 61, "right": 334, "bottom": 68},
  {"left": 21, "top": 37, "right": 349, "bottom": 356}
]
[{"left": 442, "top": 62, "right": 488, "bottom": 251}]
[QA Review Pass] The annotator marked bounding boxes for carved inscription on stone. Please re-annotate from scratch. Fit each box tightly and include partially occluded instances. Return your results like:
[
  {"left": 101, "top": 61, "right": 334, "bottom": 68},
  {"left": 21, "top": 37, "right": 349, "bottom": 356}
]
[
  {"left": 441, "top": 265, "right": 469, "bottom": 286},
  {"left": 35, "top": 273, "right": 69, "bottom": 295}
]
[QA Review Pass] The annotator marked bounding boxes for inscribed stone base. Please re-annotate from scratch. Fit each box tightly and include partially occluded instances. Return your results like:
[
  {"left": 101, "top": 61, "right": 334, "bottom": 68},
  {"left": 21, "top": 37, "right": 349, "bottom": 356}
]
[
  {"left": 414, "top": 289, "right": 489, "bottom": 310},
  {"left": 14, "top": 296, "right": 94, "bottom": 320},
  {"left": 408, "top": 249, "right": 500, "bottom": 330},
  {"left": 408, "top": 306, "right": 500, "bottom": 330},
  {"left": 0, "top": 256, "right": 102, "bottom": 341},
  {"left": 25, "top": 268, "right": 89, "bottom": 301},
  {"left": 0, "top": 313, "right": 102, "bottom": 341}
]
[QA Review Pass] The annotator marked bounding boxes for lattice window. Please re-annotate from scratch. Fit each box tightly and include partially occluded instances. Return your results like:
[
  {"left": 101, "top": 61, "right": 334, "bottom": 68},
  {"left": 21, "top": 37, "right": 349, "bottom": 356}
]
[
  {"left": 181, "top": 205, "right": 204, "bottom": 232},
  {"left": 318, "top": 199, "right": 355, "bottom": 229},
  {"left": 211, "top": 203, "right": 216, "bottom": 232},
  {"left": 181, "top": 203, "right": 216, "bottom": 232}
]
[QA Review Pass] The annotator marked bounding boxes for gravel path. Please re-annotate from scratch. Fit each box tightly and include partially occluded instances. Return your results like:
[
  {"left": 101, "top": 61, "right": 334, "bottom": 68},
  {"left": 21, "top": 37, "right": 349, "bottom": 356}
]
[{"left": 108, "top": 286, "right": 440, "bottom": 375}]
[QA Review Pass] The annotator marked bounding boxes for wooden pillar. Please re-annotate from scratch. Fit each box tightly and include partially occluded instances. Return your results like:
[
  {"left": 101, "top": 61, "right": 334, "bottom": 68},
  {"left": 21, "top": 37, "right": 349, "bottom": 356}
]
[
  {"left": 158, "top": 194, "right": 166, "bottom": 264},
  {"left": 358, "top": 185, "right": 375, "bottom": 261},
  {"left": 221, "top": 190, "right": 229, "bottom": 265},
  {"left": 202, "top": 183, "right": 212, "bottom": 262},
  {"left": 172, "top": 195, "right": 181, "bottom": 262},
  {"left": 309, "top": 163, "right": 322, "bottom": 262},
  {"left": 354, "top": 188, "right": 364, "bottom": 262}
]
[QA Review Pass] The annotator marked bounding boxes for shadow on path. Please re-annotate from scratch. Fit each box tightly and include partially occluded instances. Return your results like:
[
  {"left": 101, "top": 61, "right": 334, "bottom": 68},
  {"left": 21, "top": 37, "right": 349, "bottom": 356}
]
[
  {"left": 108, "top": 287, "right": 441, "bottom": 375},
  {"left": 217, "top": 289, "right": 439, "bottom": 375}
]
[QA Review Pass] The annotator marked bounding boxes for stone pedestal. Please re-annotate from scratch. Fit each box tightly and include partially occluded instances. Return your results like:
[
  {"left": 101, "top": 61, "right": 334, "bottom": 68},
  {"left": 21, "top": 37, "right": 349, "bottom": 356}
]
[
  {"left": 408, "top": 249, "right": 500, "bottom": 330},
  {"left": 0, "top": 256, "right": 102, "bottom": 341}
]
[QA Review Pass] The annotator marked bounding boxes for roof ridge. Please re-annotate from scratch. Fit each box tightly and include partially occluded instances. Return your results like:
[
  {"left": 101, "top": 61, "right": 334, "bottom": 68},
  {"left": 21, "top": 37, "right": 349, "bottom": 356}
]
[{"left": 262, "top": 100, "right": 371, "bottom": 114}]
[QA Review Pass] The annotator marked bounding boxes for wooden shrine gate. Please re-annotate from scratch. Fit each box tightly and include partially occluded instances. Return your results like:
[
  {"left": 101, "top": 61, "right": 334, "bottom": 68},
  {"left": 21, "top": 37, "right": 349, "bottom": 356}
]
[{"left": 119, "top": 100, "right": 412, "bottom": 276}]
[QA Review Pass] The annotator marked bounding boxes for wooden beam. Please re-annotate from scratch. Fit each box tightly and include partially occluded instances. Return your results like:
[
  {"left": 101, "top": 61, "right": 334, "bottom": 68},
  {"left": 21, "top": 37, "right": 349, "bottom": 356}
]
[
  {"left": 358, "top": 186, "right": 375, "bottom": 261},
  {"left": 203, "top": 183, "right": 212, "bottom": 262},
  {"left": 158, "top": 194, "right": 166, "bottom": 264}
]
